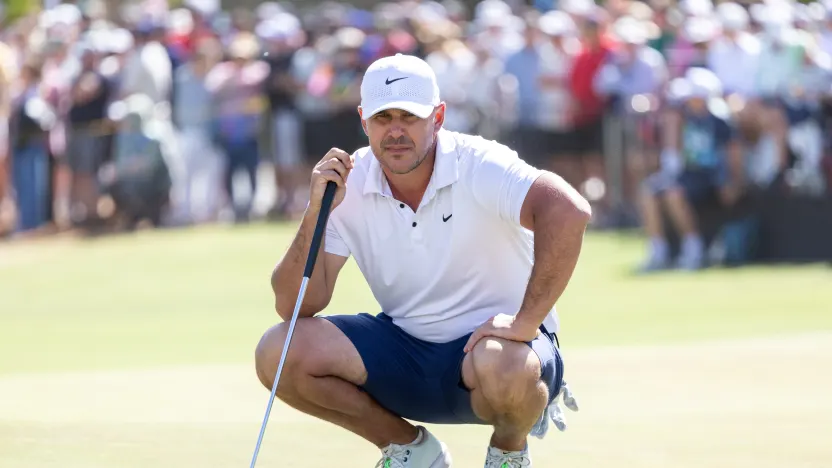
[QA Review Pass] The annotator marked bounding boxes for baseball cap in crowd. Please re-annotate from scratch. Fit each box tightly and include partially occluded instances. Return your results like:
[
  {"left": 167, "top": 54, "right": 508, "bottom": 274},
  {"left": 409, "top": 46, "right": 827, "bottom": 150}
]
[
  {"left": 613, "top": 16, "right": 649, "bottom": 45},
  {"left": 561, "top": 0, "right": 597, "bottom": 17},
  {"left": 668, "top": 67, "right": 723, "bottom": 102},
  {"left": 679, "top": 0, "right": 714, "bottom": 17},
  {"left": 682, "top": 15, "right": 721, "bottom": 44},
  {"left": 360, "top": 53, "right": 440, "bottom": 120},
  {"left": 717, "top": 2, "right": 750, "bottom": 31},
  {"left": 538, "top": 10, "right": 576, "bottom": 37}
]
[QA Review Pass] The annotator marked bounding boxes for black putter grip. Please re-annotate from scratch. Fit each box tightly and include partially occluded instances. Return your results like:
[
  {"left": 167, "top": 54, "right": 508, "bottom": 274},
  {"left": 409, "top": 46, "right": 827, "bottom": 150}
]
[{"left": 303, "top": 181, "right": 338, "bottom": 278}]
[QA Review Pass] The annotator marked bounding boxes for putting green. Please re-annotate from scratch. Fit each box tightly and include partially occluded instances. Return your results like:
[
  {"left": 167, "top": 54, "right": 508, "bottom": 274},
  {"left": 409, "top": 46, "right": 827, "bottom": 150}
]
[
  {"left": 1, "top": 224, "right": 831, "bottom": 467},
  {"left": 1, "top": 334, "right": 830, "bottom": 467}
]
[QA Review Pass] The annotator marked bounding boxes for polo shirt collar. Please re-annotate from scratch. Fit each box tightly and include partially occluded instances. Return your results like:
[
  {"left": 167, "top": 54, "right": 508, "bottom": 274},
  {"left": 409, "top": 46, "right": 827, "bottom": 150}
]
[{"left": 363, "top": 129, "right": 459, "bottom": 198}]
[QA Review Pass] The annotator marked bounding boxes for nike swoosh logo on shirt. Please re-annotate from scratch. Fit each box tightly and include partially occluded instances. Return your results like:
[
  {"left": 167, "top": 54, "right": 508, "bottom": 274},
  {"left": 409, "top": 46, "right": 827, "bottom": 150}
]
[
  {"left": 443, "top": 214, "right": 452, "bottom": 222},
  {"left": 385, "top": 77, "right": 407, "bottom": 85}
]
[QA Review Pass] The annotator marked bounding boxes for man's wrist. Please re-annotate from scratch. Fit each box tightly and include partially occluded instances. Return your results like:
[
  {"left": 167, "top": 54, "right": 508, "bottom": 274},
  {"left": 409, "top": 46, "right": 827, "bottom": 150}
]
[{"left": 514, "top": 310, "right": 545, "bottom": 333}]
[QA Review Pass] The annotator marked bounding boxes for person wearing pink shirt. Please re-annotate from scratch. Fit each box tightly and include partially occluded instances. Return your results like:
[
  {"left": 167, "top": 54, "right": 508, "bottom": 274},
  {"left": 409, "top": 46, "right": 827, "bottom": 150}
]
[{"left": 206, "top": 32, "right": 269, "bottom": 223}]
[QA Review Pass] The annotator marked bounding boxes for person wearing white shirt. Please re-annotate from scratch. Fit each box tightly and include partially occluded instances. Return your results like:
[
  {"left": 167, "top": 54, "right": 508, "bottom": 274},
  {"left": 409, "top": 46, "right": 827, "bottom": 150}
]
[
  {"left": 119, "top": 22, "right": 172, "bottom": 105},
  {"left": 255, "top": 54, "right": 590, "bottom": 467},
  {"left": 708, "top": 2, "right": 761, "bottom": 98}
]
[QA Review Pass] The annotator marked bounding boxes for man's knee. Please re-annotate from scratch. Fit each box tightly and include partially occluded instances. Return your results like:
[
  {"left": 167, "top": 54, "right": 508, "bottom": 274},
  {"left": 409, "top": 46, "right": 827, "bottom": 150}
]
[
  {"left": 254, "top": 317, "right": 366, "bottom": 392},
  {"left": 470, "top": 338, "right": 542, "bottom": 412},
  {"left": 663, "top": 186, "right": 688, "bottom": 204},
  {"left": 254, "top": 319, "right": 317, "bottom": 392}
]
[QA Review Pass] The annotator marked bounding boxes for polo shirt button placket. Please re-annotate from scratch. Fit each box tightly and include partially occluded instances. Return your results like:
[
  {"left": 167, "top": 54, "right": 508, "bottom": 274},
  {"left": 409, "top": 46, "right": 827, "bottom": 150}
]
[{"left": 411, "top": 217, "right": 424, "bottom": 243}]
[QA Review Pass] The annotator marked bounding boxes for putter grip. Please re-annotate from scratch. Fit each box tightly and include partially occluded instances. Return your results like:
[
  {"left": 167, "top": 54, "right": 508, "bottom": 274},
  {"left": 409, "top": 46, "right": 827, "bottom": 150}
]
[{"left": 303, "top": 181, "right": 338, "bottom": 278}]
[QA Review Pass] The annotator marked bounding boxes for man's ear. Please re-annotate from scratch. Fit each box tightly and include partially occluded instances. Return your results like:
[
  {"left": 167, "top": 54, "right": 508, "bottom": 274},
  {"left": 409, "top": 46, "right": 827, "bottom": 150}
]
[
  {"left": 358, "top": 106, "right": 368, "bottom": 136},
  {"left": 434, "top": 103, "right": 446, "bottom": 132}
]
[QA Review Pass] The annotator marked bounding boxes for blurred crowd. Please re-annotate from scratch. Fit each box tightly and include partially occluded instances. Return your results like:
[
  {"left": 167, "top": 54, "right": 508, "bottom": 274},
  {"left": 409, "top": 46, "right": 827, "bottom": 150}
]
[{"left": 1, "top": 0, "right": 832, "bottom": 269}]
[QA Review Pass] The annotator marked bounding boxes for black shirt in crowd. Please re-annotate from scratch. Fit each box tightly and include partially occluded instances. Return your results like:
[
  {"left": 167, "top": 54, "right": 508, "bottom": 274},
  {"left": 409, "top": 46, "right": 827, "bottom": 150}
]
[
  {"left": 265, "top": 52, "right": 297, "bottom": 113},
  {"left": 68, "top": 70, "right": 113, "bottom": 127}
]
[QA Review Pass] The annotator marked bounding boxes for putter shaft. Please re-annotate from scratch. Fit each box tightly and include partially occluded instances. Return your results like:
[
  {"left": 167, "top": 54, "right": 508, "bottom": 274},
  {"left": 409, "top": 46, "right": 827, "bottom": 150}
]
[{"left": 250, "top": 277, "right": 310, "bottom": 467}]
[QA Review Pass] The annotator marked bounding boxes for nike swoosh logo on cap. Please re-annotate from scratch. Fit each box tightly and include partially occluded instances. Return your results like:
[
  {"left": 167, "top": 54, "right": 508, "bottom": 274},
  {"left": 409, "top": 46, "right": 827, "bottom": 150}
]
[{"left": 385, "top": 77, "right": 408, "bottom": 85}]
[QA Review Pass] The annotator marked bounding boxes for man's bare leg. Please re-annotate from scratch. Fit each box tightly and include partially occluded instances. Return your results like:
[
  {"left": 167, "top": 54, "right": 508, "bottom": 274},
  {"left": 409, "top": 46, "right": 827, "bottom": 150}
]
[
  {"left": 254, "top": 318, "right": 418, "bottom": 448},
  {"left": 663, "top": 187, "right": 705, "bottom": 269},
  {"left": 462, "top": 337, "right": 549, "bottom": 452}
]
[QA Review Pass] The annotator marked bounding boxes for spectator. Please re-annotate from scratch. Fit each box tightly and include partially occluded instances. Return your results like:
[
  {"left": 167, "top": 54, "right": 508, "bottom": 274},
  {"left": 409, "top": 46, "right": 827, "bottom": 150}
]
[
  {"left": 66, "top": 44, "right": 113, "bottom": 229},
  {"left": 259, "top": 15, "right": 307, "bottom": 219},
  {"left": 327, "top": 27, "right": 366, "bottom": 158},
  {"left": 501, "top": 15, "right": 548, "bottom": 170},
  {"left": 119, "top": 20, "right": 173, "bottom": 105},
  {"left": 595, "top": 16, "right": 667, "bottom": 116},
  {"left": 536, "top": 10, "right": 579, "bottom": 174},
  {"left": 729, "top": 101, "right": 790, "bottom": 199},
  {"left": 8, "top": 57, "right": 55, "bottom": 234},
  {"left": 465, "top": 32, "right": 505, "bottom": 139},
  {"left": 755, "top": 15, "right": 805, "bottom": 100},
  {"left": 638, "top": 68, "right": 734, "bottom": 271},
  {"left": 206, "top": 32, "right": 269, "bottom": 223},
  {"left": 101, "top": 94, "right": 172, "bottom": 229},
  {"left": 0, "top": 37, "right": 14, "bottom": 232},
  {"left": 708, "top": 2, "right": 760, "bottom": 99},
  {"left": 647, "top": 1, "right": 677, "bottom": 57},
  {"left": 426, "top": 37, "right": 478, "bottom": 134},
  {"left": 667, "top": 11, "right": 720, "bottom": 79},
  {"left": 470, "top": 0, "right": 524, "bottom": 62},
  {"left": 594, "top": 16, "right": 667, "bottom": 223},
  {"left": 172, "top": 37, "right": 223, "bottom": 225},
  {"left": 568, "top": 8, "right": 614, "bottom": 199}
]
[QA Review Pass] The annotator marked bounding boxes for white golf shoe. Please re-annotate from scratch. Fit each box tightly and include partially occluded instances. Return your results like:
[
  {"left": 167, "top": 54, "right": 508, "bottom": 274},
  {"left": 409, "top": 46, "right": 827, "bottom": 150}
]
[
  {"left": 484, "top": 446, "right": 532, "bottom": 467},
  {"left": 375, "top": 426, "right": 452, "bottom": 468}
]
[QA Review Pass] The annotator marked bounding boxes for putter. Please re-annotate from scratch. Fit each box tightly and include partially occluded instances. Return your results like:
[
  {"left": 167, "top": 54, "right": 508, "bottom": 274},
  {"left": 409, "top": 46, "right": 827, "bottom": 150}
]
[{"left": 250, "top": 181, "right": 338, "bottom": 468}]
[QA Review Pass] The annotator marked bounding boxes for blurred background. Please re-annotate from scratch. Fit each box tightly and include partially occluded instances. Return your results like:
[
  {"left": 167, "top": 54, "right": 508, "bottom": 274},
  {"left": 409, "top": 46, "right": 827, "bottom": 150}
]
[
  {"left": 1, "top": 1, "right": 831, "bottom": 467},
  {"left": 1, "top": 0, "right": 831, "bottom": 269}
]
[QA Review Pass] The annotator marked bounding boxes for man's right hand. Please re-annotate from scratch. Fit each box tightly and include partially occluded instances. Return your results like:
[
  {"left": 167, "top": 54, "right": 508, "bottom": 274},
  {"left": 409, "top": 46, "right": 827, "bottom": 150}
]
[{"left": 309, "top": 147, "right": 354, "bottom": 213}]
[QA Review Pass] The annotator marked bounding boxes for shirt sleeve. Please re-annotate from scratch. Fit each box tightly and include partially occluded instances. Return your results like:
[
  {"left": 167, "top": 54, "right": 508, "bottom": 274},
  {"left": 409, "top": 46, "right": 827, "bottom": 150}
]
[
  {"left": 470, "top": 143, "right": 544, "bottom": 225},
  {"left": 324, "top": 220, "right": 351, "bottom": 258}
]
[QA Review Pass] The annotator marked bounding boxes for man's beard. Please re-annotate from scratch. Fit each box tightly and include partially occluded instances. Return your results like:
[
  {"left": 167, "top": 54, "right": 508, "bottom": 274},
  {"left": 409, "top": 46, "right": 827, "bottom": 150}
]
[{"left": 380, "top": 133, "right": 435, "bottom": 175}]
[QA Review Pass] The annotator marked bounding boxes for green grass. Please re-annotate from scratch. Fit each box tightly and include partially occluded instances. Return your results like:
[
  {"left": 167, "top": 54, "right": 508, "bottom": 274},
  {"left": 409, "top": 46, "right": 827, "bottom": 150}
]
[
  {"left": 2, "top": 224, "right": 831, "bottom": 468},
  {"left": 1, "top": 224, "right": 830, "bottom": 375}
]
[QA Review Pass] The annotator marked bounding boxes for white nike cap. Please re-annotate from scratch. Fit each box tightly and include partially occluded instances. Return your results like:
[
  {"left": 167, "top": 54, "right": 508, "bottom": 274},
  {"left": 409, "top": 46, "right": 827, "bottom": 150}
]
[{"left": 360, "top": 53, "right": 441, "bottom": 120}]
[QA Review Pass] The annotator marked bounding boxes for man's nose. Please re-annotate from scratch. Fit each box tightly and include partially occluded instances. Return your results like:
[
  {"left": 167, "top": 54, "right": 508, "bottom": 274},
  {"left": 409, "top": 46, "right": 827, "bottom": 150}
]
[{"left": 387, "top": 123, "right": 405, "bottom": 138}]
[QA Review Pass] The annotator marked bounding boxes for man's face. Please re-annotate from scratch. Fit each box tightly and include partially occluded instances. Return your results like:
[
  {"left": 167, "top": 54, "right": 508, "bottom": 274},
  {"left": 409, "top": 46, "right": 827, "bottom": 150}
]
[
  {"left": 359, "top": 105, "right": 445, "bottom": 175},
  {"left": 81, "top": 51, "right": 96, "bottom": 70},
  {"left": 581, "top": 22, "right": 601, "bottom": 45},
  {"left": 524, "top": 26, "right": 537, "bottom": 46},
  {"left": 685, "top": 96, "right": 708, "bottom": 114}
]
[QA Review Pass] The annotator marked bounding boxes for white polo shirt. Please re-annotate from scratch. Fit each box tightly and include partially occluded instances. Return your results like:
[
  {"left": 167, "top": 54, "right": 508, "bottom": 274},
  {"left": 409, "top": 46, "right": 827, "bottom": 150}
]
[{"left": 324, "top": 129, "right": 560, "bottom": 343}]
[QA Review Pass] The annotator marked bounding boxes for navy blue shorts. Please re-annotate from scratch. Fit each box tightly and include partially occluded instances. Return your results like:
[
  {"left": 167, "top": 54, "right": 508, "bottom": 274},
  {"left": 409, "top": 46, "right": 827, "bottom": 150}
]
[
  {"left": 644, "top": 168, "right": 722, "bottom": 204},
  {"left": 323, "top": 313, "right": 564, "bottom": 425}
]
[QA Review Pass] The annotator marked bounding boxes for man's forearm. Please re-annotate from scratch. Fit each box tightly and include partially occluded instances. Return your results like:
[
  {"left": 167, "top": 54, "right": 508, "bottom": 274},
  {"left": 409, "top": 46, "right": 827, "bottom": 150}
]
[
  {"left": 516, "top": 198, "right": 590, "bottom": 329},
  {"left": 271, "top": 209, "right": 329, "bottom": 319}
]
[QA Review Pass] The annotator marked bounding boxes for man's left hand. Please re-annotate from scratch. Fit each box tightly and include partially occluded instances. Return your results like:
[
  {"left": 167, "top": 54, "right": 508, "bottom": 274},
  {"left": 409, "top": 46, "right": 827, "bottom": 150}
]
[{"left": 463, "top": 313, "right": 541, "bottom": 353}]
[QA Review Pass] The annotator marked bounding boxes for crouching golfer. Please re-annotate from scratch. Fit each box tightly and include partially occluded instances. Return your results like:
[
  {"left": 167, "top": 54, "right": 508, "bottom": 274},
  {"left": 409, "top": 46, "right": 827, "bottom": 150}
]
[{"left": 255, "top": 54, "right": 590, "bottom": 467}]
